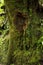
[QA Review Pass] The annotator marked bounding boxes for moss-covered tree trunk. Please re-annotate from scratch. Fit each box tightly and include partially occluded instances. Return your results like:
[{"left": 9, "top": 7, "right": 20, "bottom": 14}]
[
  {"left": 4, "top": 0, "right": 43, "bottom": 65},
  {"left": 4, "top": 0, "right": 29, "bottom": 65}
]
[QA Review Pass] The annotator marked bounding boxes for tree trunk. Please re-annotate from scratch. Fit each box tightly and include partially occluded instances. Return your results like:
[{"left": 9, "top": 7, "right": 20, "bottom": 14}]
[
  {"left": 4, "top": 0, "right": 29, "bottom": 65},
  {"left": 4, "top": 0, "right": 43, "bottom": 65}
]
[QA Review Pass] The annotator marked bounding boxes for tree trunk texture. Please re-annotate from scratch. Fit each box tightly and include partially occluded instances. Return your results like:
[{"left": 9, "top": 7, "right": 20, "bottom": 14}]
[{"left": 4, "top": 0, "right": 43, "bottom": 65}]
